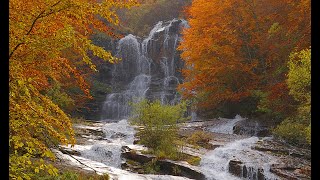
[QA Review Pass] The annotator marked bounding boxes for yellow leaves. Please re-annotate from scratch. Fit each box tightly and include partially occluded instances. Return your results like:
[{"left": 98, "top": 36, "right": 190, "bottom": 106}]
[
  {"left": 10, "top": 0, "right": 138, "bottom": 179},
  {"left": 34, "top": 168, "right": 40, "bottom": 173},
  {"left": 47, "top": 165, "right": 59, "bottom": 176},
  {"left": 268, "top": 22, "right": 281, "bottom": 36},
  {"left": 44, "top": 150, "right": 55, "bottom": 159},
  {"left": 287, "top": 48, "right": 311, "bottom": 104}
]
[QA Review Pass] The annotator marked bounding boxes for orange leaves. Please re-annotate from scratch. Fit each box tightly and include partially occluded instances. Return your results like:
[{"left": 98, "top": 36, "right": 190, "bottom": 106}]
[
  {"left": 268, "top": 82, "right": 289, "bottom": 101},
  {"left": 9, "top": 0, "right": 138, "bottom": 178},
  {"left": 178, "top": 0, "right": 310, "bottom": 113}
]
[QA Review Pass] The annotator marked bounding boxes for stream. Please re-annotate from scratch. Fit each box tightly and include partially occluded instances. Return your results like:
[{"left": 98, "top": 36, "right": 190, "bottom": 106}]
[{"left": 57, "top": 115, "right": 301, "bottom": 180}]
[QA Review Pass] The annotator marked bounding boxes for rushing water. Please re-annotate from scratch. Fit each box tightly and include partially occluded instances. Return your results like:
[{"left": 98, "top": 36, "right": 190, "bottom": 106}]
[
  {"left": 101, "top": 19, "right": 188, "bottom": 120},
  {"left": 208, "top": 115, "right": 246, "bottom": 134},
  {"left": 71, "top": 116, "right": 281, "bottom": 180},
  {"left": 200, "top": 115, "right": 281, "bottom": 180},
  {"left": 79, "top": 120, "right": 136, "bottom": 168},
  {"left": 200, "top": 137, "right": 280, "bottom": 180}
]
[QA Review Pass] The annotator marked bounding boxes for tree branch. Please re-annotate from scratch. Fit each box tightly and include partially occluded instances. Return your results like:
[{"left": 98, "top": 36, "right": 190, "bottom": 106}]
[{"left": 9, "top": 0, "right": 70, "bottom": 59}]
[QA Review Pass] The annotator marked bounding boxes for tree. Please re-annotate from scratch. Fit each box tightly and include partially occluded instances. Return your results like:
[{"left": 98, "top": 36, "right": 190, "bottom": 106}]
[
  {"left": 273, "top": 48, "right": 311, "bottom": 145},
  {"left": 178, "top": 0, "right": 310, "bottom": 118},
  {"left": 287, "top": 48, "right": 311, "bottom": 119},
  {"left": 9, "top": 0, "right": 137, "bottom": 179}
]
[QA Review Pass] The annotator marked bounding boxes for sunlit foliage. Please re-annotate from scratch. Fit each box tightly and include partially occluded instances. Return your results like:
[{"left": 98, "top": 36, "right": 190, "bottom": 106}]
[
  {"left": 129, "top": 99, "right": 188, "bottom": 158},
  {"left": 273, "top": 48, "right": 311, "bottom": 145},
  {"left": 9, "top": 0, "right": 138, "bottom": 179},
  {"left": 178, "top": 0, "right": 310, "bottom": 117},
  {"left": 178, "top": 0, "right": 310, "bottom": 145}
]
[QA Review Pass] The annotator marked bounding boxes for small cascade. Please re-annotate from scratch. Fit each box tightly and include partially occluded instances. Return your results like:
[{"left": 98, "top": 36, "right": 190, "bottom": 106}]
[
  {"left": 202, "top": 115, "right": 281, "bottom": 180},
  {"left": 101, "top": 19, "right": 188, "bottom": 120},
  {"left": 200, "top": 137, "right": 280, "bottom": 180},
  {"left": 81, "top": 120, "right": 136, "bottom": 168},
  {"left": 208, "top": 114, "right": 246, "bottom": 134},
  {"left": 191, "top": 111, "right": 197, "bottom": 121}
]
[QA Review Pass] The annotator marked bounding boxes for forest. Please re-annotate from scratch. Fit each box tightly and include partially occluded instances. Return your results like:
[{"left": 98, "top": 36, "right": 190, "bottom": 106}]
[{"left": 9, "top": 0, "right": 310, "bottom": 179}]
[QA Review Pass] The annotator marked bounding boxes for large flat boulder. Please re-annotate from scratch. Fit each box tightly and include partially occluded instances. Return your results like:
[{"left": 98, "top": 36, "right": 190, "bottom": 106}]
[{"left": 121, "top": 146, "right": 206, "bottom": 180}]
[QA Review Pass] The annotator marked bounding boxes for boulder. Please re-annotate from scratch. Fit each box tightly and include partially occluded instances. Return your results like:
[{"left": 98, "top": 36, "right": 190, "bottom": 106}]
[
  {"left": 121, "top": 146, "right": 155, "bottom": 163},
  {"left": 233, "top": 119, "right": 271, "bottom": 137},
  {"left": 229, "top": 160, "right": 265, "bottom": 180},
  {"left": 59, "top": 147, "right": 81, "bottom": 156},
  {"left": 121, "top": 146, "right": 206, "bottom": 180},
  {"left": 228, "top": 159, "right": 243, "bottom": 177},
  {"left": 270, "top": 164, "right": 311, "bottom": 180}
]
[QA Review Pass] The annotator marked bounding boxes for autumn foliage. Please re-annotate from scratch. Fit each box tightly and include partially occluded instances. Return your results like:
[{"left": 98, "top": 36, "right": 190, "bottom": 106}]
[
  {"left": 178, "top": 0, "right": 310, "bottom": 118},
  {"left": 9, "top": 0, "right": 137, "bottom": 179}
]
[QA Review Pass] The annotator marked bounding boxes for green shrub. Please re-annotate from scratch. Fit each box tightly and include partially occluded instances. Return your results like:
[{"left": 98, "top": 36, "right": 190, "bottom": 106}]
[
  {"left": 129, "top": 99, "right": 188, "bottom": 159},
  {"left": 273, "top": 118, "right": 310, "bottom": 146},
  {"left": 185, "top": 155, "right": 201, "bottom": 166},
  {"left": 35, "top": 170, "right": 109, "bottom": 180},
  {"left": 187, "top": 131, "right": 212, "bottom": 149},
  {"left": 142, "top": 159, "right": 160, "bottom": 174},
  {"left": 46, "top": 82, "right": 75, "bottom": 112}
]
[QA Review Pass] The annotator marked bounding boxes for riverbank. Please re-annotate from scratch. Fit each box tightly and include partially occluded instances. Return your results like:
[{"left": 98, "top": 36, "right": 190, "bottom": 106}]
[{"left": 51, "top": 117, "right": 310, "bottom": 179}]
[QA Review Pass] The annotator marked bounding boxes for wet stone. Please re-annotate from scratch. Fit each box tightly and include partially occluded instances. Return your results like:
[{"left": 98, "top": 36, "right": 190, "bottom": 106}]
[
  {"left": 243, "top": 165, "right": 247, "bottom": 178},
  {"left": 257, "top": 168, "right": 265, "bottom": 180},
  {"left": 110, "top": 132, "right": 127, "bottom": 139},
  {"left": 228, "top": 159, "right": 243, "bottom": 177}
]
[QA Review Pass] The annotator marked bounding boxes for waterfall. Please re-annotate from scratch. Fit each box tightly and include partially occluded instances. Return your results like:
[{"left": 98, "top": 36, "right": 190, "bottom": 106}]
[{"left": 101, "top": 19, "right": 188, "bottom": 120}]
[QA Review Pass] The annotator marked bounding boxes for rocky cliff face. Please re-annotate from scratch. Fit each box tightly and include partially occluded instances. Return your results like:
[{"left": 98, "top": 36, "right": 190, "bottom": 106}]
[{"left": 100, "top": 19, "right": 188, "bottom": 120}]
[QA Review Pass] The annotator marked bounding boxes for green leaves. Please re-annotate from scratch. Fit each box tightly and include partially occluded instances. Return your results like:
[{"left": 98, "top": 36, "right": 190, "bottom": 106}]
[
  {"left": 129, "top": 99, "right": 188, "bottom": 158},
  {"left": 273, "top": 48, "right": 311, "bottom": 145},
  {"left": 287, "top": 48, "right": 311, "bottom": 104}
]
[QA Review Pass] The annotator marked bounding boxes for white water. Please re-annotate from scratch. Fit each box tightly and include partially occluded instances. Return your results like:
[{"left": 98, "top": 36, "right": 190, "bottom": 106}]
[
  {"left": 201, "top": 115, "right": 281, "bottom": 180},
  {"left": 62, "top": 116, "right": 283, "bottom": 180},
  {"left": 200, "top": 137, "right": 280, "bottom": 180},
  {"left": 208, "top": 114, "right": 246, "bottom": 134},
  {"left": 65, "top": 120, "right": 136, "bottom": 168}
]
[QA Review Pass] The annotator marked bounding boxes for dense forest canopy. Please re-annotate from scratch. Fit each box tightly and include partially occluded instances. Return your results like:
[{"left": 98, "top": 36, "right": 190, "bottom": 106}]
[{"left": 118, "top": 0, "right": 191, "bottom": 36}]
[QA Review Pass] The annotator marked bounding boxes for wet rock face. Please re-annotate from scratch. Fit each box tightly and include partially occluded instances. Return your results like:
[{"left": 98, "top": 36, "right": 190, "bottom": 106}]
[
  {"left": 233, "top": 119, "right": 271, "bottom": 137},
  {"left": 101, "top": 19, "right": 188, "bottom": 120},
  {"left": 228, "top": 159, "right": 243, "bottom": 177},
  {"left": 254, "top": 138, "right": 311, "bottom": 180},
  {"left": 110, "top": 132, "right": 127, "bottom": 139},
  {"left": 270, "top": 164, "right": 311, "bottom": 180},
  {"left": 253, "top": 139, "right": 311, "bottom": 160},
  {"left": 228, "top": 159, "right": 266, "bottom": 180}
]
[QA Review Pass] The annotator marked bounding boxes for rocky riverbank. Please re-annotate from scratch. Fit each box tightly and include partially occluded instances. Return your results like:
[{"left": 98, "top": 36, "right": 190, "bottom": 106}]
[{"left": 52, "top": 117, "right": 311, "bottom": 180}]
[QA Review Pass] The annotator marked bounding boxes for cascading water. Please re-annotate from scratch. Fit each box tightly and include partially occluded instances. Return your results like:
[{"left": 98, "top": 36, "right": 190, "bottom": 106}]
[
  {"left": 208, "top": 114, "right": 246, "bottom": 134},
  {"left": 201, "top": 115, "right": 281, "bottom": 180},
  {"left": 101, "top": 19, "right": 188, "bottom": 120},
  {"left": 200, "top": 137, "right": 280, "bottom": 180},
  {"left": 77, "top": 120, "right": 136, "bottom": 168}
]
